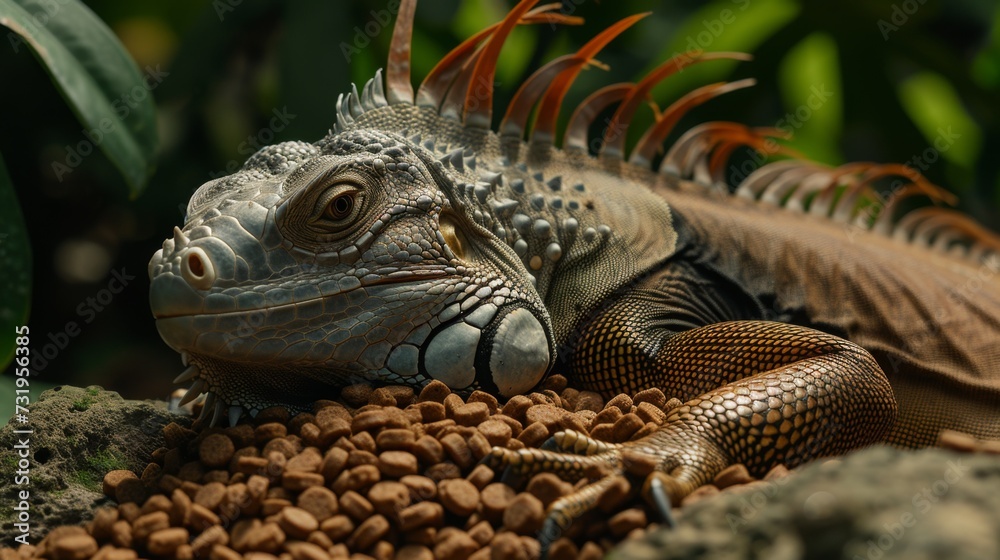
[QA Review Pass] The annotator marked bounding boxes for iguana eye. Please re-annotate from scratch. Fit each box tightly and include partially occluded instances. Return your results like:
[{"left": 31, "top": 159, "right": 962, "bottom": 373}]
[
  {"left": 325, "top": 192, "right": 355, "bottom": 221},
  {"left": 312, "top": 183, "right": 362, "bottom": 228}
]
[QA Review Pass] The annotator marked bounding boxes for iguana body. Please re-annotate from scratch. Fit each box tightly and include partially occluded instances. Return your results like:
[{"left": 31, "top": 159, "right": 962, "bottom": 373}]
[{"left": 148, "top": 0, "right": 1000, "bottom": 525}]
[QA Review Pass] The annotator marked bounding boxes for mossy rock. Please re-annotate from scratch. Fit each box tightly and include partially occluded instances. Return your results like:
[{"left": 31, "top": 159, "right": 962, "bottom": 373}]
[
  {"left": 611, "top": 446, "right": 1000, "bottom": 560},
  {"left": 0, "top": 385, "right": 187, "bottom": 540}
]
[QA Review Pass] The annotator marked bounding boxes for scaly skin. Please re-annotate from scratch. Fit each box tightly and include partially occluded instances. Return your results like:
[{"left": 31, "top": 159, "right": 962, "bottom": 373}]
[{"left": 148, "top": 0, "right": 1000, "bottom": 540}]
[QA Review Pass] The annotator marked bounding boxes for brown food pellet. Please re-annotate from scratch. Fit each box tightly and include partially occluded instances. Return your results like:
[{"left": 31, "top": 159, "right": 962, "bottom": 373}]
[
  {"left": 376, "top": 428, "right": 415, "bottom": 450},
  {"left": 634, "top": 401, "right": 667, "bottom": 425},
  {"left": 320, "top": 447, "right": 350, "bottom": 481},
  {"left": 501, "top": 395, "right": 532, "bottom": 423},
  {"left": 378, "top": 450, "right": 419, "bottom": 477},
  {"left": 210, "top": 545, "right": 241, "bottom": 560},
  {"left": 285, "top": 447, "right": 322, "bottom": 472},
  {"left": 479, "top": 483, "right": 515, "bottom": 522},
  {"left": 417, "top": 380, "right": 451, "bottom": 403},
  {"left": 189, "top": 503, "right": 222, "bottom": 531},
  {"left": 502, "top": 493, "right": 544, "bottom": 535},
  {"left": 439, "top": 478, "right": 480, "bottom": 516},
  {"left": 592, "top": 407, "right": 623, "bottom": 427},
  {"left": 102, "top": 470, "right": 137, "bottom": 499},
  {"left": 348, "top": 514, "right": 389, "bottom": 550},
  {"left": 434, "top": 532, "right": 479, "bottom": 560},
  {"left": 411, "top": 401, "right": 447, "bottom": 423},
  {"left": 352, "top": 409, "right": 391, "bottom": 433},
  {"left": 399, "top": 501, "right": 445, "bottom": 531},
  {"left": 578, "top": 541, "right": 604, "bottom": 560},
  {"left": 439, "top": 433, "right": 474, "bottom": 468},
  {"left": 131, "top": 511, "right": 170, "bottom": 542},
  {"left": 282, "top": 470, "right": 325, "bottom": 491},
  {"left": 467, "top": 520, "right": 494, "bottom": 546},
  {"left": 278, "top": 506, "right": 319, "bottom": 539},
  {"left": 611, "top": 413, "right": 644, "bottom": 441},
  {"left": 490, "top": 532, "right": 527, "bottom": 560},
  {"left": 339, "top": 490, "right": 375, "bottom": 522},
  {"left": 369, "top": 387, "right": 398, "bottom": 407},
  {"left": 295, "top": 486, "right": 338, "bottom": 521},
  {"left": 191, "top": 525, "right": 229, "bottom": 555},
  {"left": 424, "top": 462, "right": 462, "bottom": 482},
  {"left": 597, "top": 476, "right": 631, "bottom": 513},
  {"left": 254, "top": 423, "right": 287, "bottom": 444},
  {"left": 147, "top": 528, "right": 189, "bottom": 556},
  {"left": 547, "top": 537, "right": 578, "bottom": 560},
  {"left": 714, "top": 463, "right": 754, "bottom": 489},
  {"left": 401, "top": 474, "right": 438, "bottom": 501},
  {"left": 285, "top": 542, "right": 329, "bottom": 560},
  {"left": 320, "top": 515, "right": 355, "bottom": 542},
  {"left": 516, "top": 422, "right": 550, "bottom": 447},
  {"left": 140, "top": 494, "right": 172, "bottom": 516},
  {"left": 368, "top": 481, "right": 411, "bottom": 518},
  {"left": 349, "top": 430, "right": 378, "bottom": 453},
  {"left": 465, "top": 464, "right": 494, "bottom": 490},
  {"left": 476, "top": 420, "right": 512, "bottom": 447},
  {"left": 50, "top": 534, "right": 98, "bottom": 560},
  {"left": 111, "top": 520, "right": 132, "bottom": 548},
  {"left": 608, "top": 508, "right": 646, "bottom": 537},
  {"left": 395, "top": 545, "right": 434, "bottom": 560},
  {"left": 443, "top": 393, "right": 466, "bottom": 417},
  {"left": 340, "top": 383, "right": 373, "bottom": 407},
  {"left": 454, "top": 402, "right": 490, "bottom": 426},
  {"left": 199, "top": 434, "right": 236, "bottom": 468},
  {"left": 680, "top": 484, "right": 721, "bottom": 507},
  {"left": 574, "top": 391, "right": 604, "bottom": 413},
  {"left": 526, "top": 473, "right": 572, "bottom": 508},
  {"left": 194, "top": 482, "right": 227, "bottom": 510},
  {"left": 411, "top": 435, "right": 445, "bottom": 465}
]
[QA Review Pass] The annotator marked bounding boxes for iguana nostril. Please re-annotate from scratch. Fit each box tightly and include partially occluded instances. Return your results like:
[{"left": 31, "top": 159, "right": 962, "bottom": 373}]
[{"left": 180, "top": 247, "right": 215, "bottom": 290}]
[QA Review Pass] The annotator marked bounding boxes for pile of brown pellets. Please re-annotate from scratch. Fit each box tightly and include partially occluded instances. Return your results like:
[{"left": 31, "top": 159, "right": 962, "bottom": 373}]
[{"left": 2, "top": 376, "right": 798, "bottom": 560}]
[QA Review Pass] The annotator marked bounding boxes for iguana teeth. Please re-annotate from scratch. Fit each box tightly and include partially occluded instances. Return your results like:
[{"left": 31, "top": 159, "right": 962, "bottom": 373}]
[
  {"left": 180, "top": 351, "right": 190, "bottom": 367},
  {"left": 228, "top": 406, "right": 243, "bottom": 427},
  {"left": 173, "top": 365, "right": 200, "bottom": 384},
  {"left": 178, "top": 379, "right": 206, "bottom": 407}
]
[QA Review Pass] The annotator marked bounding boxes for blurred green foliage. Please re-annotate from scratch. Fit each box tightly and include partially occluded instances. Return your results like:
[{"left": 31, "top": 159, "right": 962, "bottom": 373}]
[{"left": 0, "top": 0, "right": 997, "bottom": 407}]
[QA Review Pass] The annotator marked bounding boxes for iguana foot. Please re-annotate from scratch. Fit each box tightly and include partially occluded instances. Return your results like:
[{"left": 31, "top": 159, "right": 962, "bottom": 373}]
[{"left": 488, "top": 424, "right": 730, "bottom": 549}]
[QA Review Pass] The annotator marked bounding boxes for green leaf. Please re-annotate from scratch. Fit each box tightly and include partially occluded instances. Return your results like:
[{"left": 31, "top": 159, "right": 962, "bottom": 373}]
[
  {"left": 0, "top": 152, "right": 31, "bottom": 371},
  {"left": 650, "top": 0, "right": 800, "bottom": 102},
  {"left": 778, "top": 32, "right": 843, "bottom": 164},
  {"left": 0, "top": 0, "right": 158, "bottom": 195},
  {"left": 898, "top": 71, "right": 982, "bottom": 170}
]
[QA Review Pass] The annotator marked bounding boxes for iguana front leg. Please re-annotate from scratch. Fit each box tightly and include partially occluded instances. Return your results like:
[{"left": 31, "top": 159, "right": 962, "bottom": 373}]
[{"left": 493, "top": 277, "right": 898, "bottom": 538}]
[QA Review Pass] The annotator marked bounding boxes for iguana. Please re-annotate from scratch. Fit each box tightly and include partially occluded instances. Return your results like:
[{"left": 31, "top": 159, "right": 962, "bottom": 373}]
[{"left": 148, "top": 0, "right": 1000, "bottom": 536}]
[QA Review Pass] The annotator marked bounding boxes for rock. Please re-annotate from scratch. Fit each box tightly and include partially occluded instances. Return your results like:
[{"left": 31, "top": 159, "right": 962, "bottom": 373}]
[
  {"left": 0, "top": 385, "right": 187, "bottom": 541},
  {"left": 609, "top": 446, "right": 1000, "bottom": 560}
]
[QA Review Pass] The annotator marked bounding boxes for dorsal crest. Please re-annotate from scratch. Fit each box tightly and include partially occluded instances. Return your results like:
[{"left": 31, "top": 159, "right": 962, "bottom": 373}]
[{"left": 328, "top": 0, "right": 999, "bottom": 266}]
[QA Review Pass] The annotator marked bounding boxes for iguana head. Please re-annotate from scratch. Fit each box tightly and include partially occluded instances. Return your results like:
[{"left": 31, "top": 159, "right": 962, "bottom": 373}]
[{"left": 149, "top": 75, "right": 562, "bottom": 420}]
